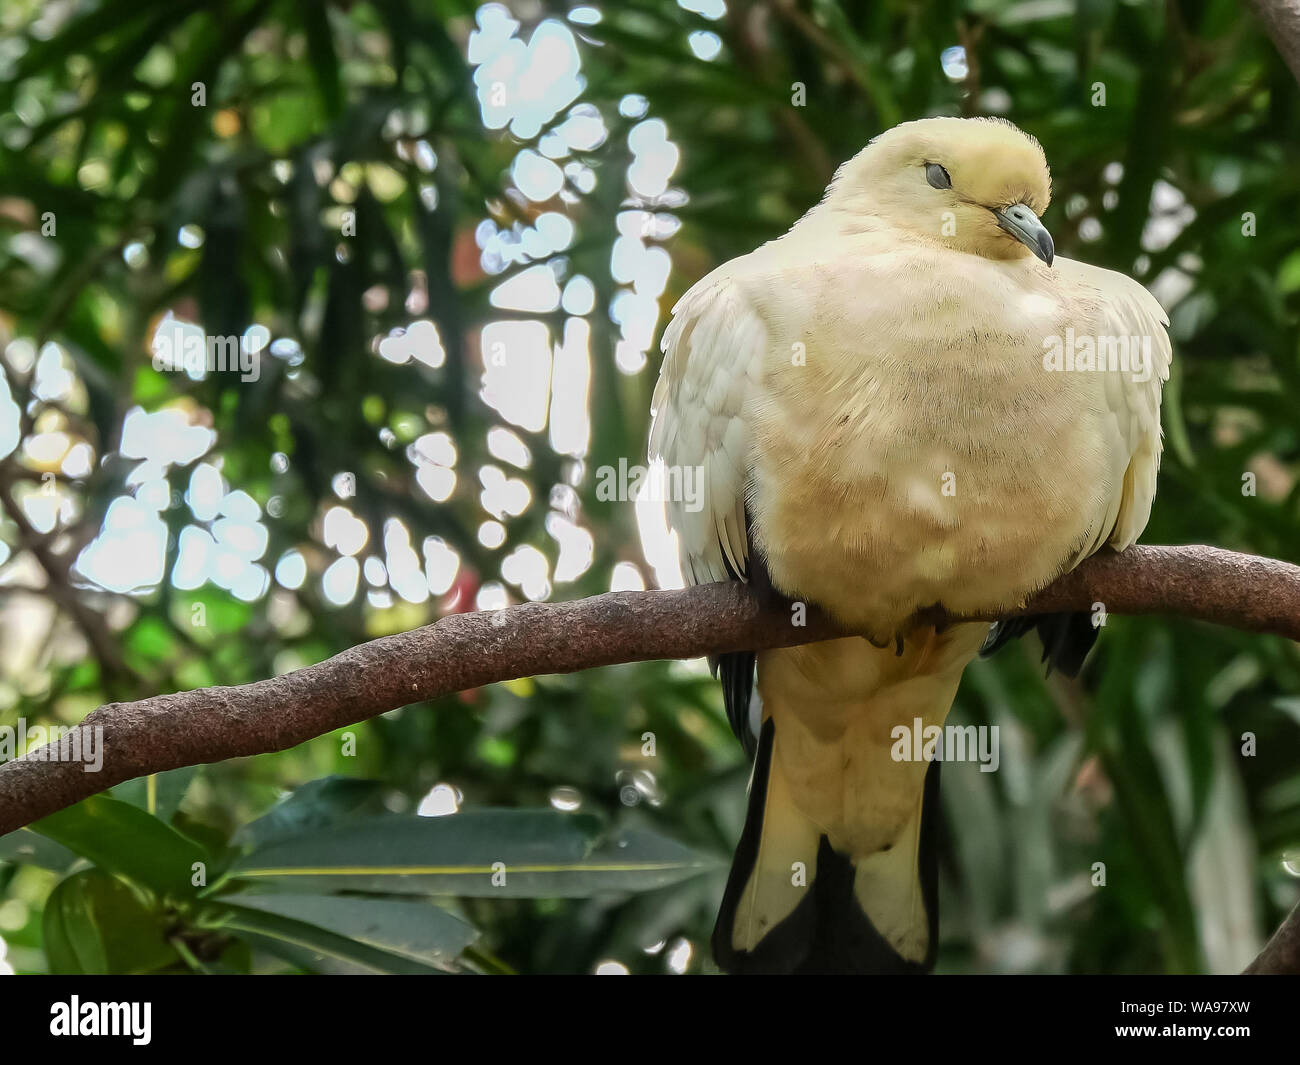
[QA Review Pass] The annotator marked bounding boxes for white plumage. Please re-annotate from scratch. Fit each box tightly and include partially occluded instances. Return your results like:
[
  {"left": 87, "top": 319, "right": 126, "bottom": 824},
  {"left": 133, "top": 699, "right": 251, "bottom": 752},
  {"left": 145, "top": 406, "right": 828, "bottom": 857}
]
[{"left": 648, "top": 117, "right": 1171, "bottom": 973}]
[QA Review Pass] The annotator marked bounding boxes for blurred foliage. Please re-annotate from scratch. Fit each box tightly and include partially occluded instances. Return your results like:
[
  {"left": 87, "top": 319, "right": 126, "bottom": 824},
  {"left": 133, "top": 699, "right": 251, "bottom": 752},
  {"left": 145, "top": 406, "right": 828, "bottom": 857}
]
[{"left": 0, "top": 0, "right": 1298, "bottom": 974}]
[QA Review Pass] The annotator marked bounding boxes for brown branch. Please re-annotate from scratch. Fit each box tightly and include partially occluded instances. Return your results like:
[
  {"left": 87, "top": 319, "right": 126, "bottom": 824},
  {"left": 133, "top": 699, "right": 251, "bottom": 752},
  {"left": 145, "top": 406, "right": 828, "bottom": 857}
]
[
  {"left": 1244, "top": 899, "right": 1300, "bottom": 974},
  {"left": 0, "top": 544, "right": 1298, "bottom": 840},
  {"left": 1249, "top": 0, "right": 1300, "bottom": 85}
]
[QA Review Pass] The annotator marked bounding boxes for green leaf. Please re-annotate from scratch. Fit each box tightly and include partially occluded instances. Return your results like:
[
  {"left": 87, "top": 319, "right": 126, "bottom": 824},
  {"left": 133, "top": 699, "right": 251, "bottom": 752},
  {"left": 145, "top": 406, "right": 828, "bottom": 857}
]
[
  {"left": 42, "top": 876, "right": 93, "bottom": 974},
  {"left": 223, "top": 893, "right": 477, "bottom": 966},
  {"left": 235, "top": 775, "right": 390, "bottom": 849},
  {"left": 32, "top": 795, "right": 208, "bottom": 897},
  {"left": 44, "top": 872, "right": 109, "bottom": 974},
  {"left": 0, "top": 828, "right": 78, "bottom": 872},
  {"left": 1274, "top": 698, "right": 1300, "bottom": 729},
  {"left": 51, "top": 869, "right": 182, "bottom": 974},
  {"left": 210, "top": 902, "right": 454, "bottom": 974},
  {"left": 227, "top": 810, "right": 720, "bottom": 896},
  {"left": 111, "top": 766, "right": 200, "bottom": 822},
  {"left": 249, "top": 88, "right": 323, "bottom": 153}
]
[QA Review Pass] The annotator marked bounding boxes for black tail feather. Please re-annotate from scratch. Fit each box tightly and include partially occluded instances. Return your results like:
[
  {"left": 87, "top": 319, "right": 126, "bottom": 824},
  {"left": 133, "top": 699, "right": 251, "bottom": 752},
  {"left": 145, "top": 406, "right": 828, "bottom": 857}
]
[{"left": 713, "top": 719, "right": 942, "bottom": 974}]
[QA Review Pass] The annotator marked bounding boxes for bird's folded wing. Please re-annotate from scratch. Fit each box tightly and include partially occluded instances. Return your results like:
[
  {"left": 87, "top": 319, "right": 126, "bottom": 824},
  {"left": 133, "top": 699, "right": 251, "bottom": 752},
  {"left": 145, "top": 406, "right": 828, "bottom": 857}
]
[
  {"left": 648, "top": 268, "right": 766, "bottom": 585},
  {"left": 1055, "top": 256, "right": 1172, "bottom": 553}
]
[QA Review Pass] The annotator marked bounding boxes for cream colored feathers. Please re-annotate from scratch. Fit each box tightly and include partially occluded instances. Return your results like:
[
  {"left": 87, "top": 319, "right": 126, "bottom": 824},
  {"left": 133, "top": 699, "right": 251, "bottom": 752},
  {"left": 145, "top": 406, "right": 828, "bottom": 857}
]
[
  {"left": 651, "top": 116, "right": 1170, "bottom": 634},
  {"left": 648, "top": 116, "right": 1171, "bottom": 972}
]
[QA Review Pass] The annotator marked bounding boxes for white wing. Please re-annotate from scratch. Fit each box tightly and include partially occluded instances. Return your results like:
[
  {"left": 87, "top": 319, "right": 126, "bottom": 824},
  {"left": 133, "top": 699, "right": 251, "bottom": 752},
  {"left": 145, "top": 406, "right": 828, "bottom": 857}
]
[
  {"left": 648, "top": 267, "right": 767, "bottom": 585},
  {"left": 1055, "top": 256, "right": 1172, "bottom": 554}
]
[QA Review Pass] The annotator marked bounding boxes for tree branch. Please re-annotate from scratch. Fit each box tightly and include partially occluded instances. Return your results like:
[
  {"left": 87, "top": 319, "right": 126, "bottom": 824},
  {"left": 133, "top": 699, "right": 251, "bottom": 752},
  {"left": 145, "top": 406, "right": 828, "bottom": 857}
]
[
  {"left": 1244, "top": 899, "right": 1300, "bottom": 974},
  {"left": 0, "top": 544, "right": 1297, "bottom": 837},
  {"left": 1250, "top": 0, "right": 1300, "bottom": 85}
]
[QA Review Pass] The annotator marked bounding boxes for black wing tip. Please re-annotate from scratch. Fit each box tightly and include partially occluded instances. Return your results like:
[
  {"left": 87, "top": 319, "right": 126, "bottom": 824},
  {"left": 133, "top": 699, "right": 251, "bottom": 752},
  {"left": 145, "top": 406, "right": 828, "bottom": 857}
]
[
  {"left": 717, "top": 650, "right": 758, "bottom": 756},
  {"left": 981, "top": 611, "right": 1099, "bottom": 678}
]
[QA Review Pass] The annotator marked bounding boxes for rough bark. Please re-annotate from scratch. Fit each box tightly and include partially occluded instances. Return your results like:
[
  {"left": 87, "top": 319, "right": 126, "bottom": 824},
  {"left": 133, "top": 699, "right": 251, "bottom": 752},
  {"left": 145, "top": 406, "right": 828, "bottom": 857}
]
[{"left": 1, "top": 544, "right": 1298, "bottom": 837}]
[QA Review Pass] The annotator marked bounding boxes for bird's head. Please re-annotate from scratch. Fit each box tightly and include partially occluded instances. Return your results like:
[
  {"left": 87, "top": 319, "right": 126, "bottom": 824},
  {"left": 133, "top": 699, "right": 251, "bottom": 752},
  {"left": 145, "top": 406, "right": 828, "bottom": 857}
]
[{"left": 828, "top": 116, "right": 1054, "bottom": 266}]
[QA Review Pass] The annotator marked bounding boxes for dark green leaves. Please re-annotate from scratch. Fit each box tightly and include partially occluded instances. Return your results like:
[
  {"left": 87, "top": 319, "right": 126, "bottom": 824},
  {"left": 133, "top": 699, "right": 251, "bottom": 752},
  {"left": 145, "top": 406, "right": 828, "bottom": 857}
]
[
  {"left": 227, "top": 809, "right": 720, "bottom": 897},
  {"left": 235, "top": 774, "right": 390, "bottom": 849},
  {"left": 44, "top": 870, "right": 181, "bottom": 975},
  {"left": 5, "top": 780, "right": 717, "bottom": 974},
  {"left": 30, "top": 795, "right": 207, "bottom": 898},
  {"left": 221, "top": 893, "right": 476, "bottom": 971}
]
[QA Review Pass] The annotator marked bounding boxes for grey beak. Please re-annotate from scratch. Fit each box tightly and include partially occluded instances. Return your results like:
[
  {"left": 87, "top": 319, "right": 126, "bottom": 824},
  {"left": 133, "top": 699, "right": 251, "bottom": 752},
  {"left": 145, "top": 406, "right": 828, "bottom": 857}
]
[{"left": 993, "top": 203, "right": 1054, "bottom": 266}]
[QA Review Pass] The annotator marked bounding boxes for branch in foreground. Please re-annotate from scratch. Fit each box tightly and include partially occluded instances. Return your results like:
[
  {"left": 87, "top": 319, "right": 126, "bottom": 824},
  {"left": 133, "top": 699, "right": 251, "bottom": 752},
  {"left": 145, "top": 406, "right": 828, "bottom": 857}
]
[
  {"left": 1, "top": 544, "right": 1298, "bottom": 839},
  {"left": 1244, "top": 899, "right": 1300, "bottom": 975},
  {"left": 1250, "top": 0, "right": 1300, "bottom": 86}
]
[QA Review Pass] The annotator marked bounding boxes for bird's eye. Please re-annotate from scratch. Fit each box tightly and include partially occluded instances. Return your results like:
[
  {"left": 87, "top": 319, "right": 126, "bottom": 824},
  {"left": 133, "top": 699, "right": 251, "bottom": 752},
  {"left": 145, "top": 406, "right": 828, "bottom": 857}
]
[{"left": 925, "top": 163, "right": 952, "bottom": 190}]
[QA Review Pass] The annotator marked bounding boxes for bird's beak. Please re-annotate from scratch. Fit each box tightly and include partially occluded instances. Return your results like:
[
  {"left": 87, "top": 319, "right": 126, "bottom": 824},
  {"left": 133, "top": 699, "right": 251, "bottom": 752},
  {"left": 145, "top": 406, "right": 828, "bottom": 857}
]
[{"left": 993, "top": 203, "right": 1054, "bottom": 266}]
